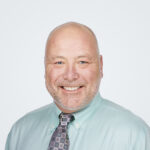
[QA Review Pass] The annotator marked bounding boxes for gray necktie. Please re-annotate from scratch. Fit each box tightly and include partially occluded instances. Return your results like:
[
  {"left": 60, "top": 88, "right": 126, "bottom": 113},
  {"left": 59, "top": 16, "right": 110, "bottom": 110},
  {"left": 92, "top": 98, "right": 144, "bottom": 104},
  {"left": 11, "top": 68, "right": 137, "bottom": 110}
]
[{"left": 48, "top": 112, "right": 74, "bottom": 150}]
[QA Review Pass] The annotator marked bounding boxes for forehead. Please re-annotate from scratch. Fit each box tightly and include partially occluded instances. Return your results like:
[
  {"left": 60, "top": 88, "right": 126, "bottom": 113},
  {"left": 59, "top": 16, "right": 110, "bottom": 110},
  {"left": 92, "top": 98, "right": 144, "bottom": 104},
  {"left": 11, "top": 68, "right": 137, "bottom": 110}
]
[{"left": 45, "top": 25, "right": 99, "bottom": 59}]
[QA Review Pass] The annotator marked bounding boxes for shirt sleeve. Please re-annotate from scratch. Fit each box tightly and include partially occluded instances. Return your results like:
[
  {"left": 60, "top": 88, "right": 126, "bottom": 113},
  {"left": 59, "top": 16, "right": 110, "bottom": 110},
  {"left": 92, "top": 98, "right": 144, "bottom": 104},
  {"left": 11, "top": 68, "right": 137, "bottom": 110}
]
[
  {"left": 111, "top": 116, "right": 150, "bottom": 150},
  {"left": 5, "top": 128, "right": 13, "bottom": 150},
  {"left": 131, "top": 123, "right": 150, "bottom": 150},
  {"left": 5, "top": 125, "right": 18, "bottom": 150}
]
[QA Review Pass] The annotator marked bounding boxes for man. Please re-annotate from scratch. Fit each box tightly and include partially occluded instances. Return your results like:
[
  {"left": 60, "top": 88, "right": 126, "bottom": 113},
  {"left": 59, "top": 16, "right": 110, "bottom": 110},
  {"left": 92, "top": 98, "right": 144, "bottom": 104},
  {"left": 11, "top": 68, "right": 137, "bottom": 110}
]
[{"left": 5, "top": 22, "right": 150, "bottom": 150}]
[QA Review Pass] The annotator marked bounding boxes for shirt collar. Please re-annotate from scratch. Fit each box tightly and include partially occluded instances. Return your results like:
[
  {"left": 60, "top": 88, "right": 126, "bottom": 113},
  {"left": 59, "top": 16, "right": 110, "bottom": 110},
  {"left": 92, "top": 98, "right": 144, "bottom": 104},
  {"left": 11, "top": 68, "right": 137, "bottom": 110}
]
[{"left": 53, "top": 92, "right": 103, "bottom": 129}]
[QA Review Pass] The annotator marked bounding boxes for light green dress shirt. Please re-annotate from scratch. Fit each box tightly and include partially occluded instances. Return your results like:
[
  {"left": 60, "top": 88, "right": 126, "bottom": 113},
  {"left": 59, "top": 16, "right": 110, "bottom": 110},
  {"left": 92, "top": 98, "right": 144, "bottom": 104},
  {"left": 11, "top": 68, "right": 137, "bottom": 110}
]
[{"left": 5, "top": 92, "right": 150, "bottom": 150}]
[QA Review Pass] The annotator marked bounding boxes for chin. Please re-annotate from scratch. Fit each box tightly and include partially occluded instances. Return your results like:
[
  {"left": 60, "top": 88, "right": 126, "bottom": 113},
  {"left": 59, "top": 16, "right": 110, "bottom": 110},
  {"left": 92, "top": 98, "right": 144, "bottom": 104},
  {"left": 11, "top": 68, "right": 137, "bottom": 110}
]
[{"left": 54, "top": 97, "right": 90, "bottom": 113}]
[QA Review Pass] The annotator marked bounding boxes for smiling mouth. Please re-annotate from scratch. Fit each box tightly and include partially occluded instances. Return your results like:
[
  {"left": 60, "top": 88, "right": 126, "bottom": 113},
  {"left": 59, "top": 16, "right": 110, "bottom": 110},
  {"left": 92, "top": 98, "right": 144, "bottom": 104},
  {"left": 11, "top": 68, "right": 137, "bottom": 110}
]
[{"left": 60, "top": 86, "right": 84, "bottom": 91}]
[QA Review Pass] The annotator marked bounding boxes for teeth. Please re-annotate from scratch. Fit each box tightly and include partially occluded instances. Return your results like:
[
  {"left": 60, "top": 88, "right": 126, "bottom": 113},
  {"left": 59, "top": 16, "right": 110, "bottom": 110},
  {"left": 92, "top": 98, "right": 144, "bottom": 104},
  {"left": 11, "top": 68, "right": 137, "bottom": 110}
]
[{"left": 63, "top": 87, "right": 80, "bottom": 91}]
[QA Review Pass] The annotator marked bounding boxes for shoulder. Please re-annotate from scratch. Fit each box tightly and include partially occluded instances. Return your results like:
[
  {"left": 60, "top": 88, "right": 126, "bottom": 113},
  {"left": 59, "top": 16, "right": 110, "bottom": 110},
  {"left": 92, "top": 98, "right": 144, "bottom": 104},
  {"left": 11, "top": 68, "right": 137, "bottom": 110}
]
[
  {"left": 11, "top": 103, "right": 55, "bottom": 132},
  {"left": 93, "top": 96, "right": 150, "bottom": 148},
  {"left": 5, "top": 103, "right": 56, "bottom": 149},
  {"left": 99, "top": 97, "right": 150, "bottom": 134},
  {"left": 99, "top": 98, "right": 150, "bottom": 148}
]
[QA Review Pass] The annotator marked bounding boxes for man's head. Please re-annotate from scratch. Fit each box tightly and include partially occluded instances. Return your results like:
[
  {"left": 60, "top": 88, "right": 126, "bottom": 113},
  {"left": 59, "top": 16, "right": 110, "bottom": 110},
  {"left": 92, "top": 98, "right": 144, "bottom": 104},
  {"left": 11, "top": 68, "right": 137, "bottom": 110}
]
[{"left": 45, "top": 22, "right": 103, "bottom": 113}]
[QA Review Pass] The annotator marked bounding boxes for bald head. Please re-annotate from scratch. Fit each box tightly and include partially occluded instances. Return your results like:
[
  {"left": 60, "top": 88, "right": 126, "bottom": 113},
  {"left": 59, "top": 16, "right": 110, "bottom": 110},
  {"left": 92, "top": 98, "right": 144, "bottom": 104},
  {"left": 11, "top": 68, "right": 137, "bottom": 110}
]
[{"left": 45, "top": 22, "right": 99, "bottom": 62}]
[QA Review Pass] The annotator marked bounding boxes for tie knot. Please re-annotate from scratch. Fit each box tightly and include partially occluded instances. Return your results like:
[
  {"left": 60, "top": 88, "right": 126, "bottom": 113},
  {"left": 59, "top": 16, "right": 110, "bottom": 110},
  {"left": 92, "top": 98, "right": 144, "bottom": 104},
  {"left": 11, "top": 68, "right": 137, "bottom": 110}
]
[{"left": 59, "top": 112, "right": 74, "bottom": 126}]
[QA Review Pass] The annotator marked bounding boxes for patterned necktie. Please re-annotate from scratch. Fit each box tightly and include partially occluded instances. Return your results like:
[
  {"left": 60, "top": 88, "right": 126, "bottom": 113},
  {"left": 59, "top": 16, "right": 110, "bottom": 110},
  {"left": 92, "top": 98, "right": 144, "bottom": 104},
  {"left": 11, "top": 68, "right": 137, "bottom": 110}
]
[{"left": 48, "top": 112, "right": 74, "bottom": 150}]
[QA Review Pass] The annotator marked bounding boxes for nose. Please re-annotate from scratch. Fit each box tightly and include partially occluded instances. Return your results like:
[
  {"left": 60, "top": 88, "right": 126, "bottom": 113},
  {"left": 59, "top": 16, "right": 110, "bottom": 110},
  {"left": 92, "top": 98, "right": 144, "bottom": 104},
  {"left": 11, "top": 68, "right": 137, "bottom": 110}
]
[{"left": 63, "top": 64, "right": 79, "bottom": 81}]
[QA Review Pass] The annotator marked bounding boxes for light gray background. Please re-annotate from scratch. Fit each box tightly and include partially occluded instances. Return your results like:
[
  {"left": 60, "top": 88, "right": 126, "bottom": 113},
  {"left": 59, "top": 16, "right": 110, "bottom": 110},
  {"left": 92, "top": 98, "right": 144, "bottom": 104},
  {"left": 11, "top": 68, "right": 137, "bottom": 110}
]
[{"left": 1, "top": 0, "right": 150, "bottom": 149}]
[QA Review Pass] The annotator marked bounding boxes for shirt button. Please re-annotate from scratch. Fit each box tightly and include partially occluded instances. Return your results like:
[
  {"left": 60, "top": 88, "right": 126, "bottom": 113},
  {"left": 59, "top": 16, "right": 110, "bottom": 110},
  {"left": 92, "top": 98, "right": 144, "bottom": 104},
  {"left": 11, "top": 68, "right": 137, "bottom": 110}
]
[{"left": 75, "top": 123, "right": 79, "bottom": 128}]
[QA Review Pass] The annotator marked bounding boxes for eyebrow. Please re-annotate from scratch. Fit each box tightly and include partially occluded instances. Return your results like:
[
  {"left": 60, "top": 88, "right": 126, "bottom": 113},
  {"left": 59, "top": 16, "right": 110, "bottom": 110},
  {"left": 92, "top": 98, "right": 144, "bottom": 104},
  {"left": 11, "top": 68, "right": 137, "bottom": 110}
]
[
  {"left": 50, "top": 55, "right": 93, "bottom": 60},
  {"left": 77, "top": 55, "right": 92, "bottom": 60},
  {"left": 50, "top": 56, "right": 65, "bottom": 60}
]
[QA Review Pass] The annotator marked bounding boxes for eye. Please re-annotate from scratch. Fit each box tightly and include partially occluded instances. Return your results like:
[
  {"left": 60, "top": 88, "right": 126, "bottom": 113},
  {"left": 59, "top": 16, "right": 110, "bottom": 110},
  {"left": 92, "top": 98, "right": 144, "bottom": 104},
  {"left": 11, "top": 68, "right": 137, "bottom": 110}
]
[
  {"left": 55, "top": 61, "right": 63, "bottom": 64},
  {"left": 79, "top": 61, "right": 88, "bottom": 64}
]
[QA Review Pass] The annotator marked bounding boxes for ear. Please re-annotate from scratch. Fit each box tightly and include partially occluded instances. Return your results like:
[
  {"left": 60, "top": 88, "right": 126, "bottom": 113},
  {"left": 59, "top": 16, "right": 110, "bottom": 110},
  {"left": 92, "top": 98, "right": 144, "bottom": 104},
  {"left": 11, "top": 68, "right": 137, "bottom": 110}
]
[{"left": 99, "top": 55, "right": 103, "bottom": 78}]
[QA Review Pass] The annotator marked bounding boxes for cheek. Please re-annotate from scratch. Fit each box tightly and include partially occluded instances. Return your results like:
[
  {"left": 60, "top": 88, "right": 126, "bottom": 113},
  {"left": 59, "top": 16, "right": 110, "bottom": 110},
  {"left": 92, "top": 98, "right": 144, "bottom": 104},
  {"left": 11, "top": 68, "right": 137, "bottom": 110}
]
[
  {"left": 46, "top": 67, "right": 64, "bottom": 83},
  {"left": 80, "top": 67, "right": 100, "bottom": 82}
]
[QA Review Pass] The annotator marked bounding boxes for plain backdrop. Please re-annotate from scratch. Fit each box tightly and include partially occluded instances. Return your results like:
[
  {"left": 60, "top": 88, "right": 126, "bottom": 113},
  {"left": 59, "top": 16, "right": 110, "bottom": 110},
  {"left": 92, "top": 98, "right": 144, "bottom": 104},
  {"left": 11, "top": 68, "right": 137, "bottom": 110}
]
[{"left": 1, "top": 0, "right": 150, "bottom": 149}]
